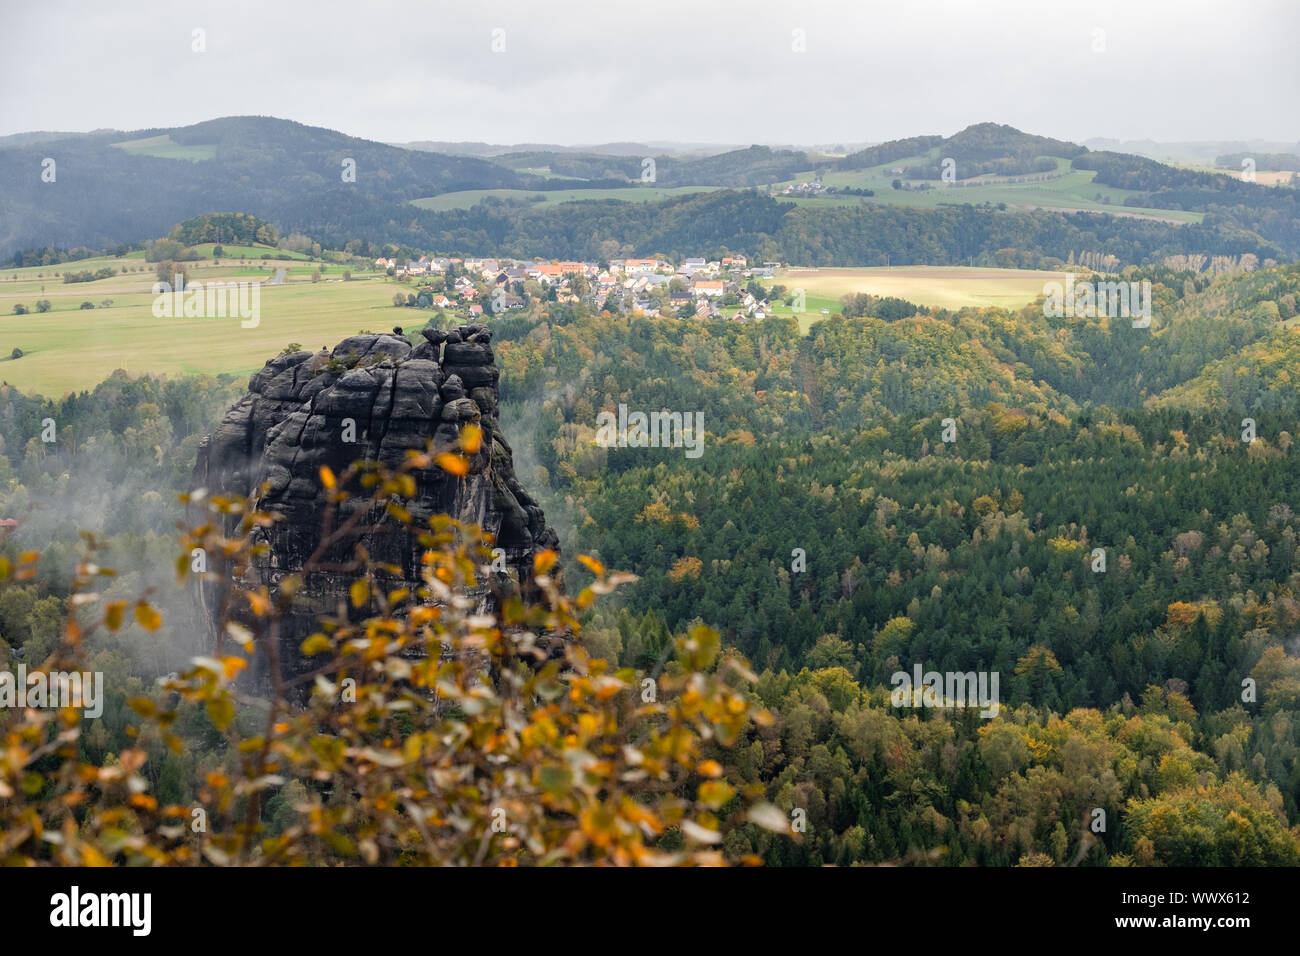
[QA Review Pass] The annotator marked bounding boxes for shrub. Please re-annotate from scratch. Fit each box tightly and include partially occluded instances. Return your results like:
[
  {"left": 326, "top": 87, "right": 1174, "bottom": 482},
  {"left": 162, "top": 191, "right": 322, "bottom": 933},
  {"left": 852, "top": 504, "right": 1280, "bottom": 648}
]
[{"left": 0, "top": 452, "right": 780, "bottom": 866}]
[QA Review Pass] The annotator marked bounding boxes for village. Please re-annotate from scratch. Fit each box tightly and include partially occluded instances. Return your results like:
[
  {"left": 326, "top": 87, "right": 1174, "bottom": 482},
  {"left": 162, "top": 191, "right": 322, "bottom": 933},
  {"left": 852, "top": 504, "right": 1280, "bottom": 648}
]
[{"left": 372, "top": 252, "right": 790, "bottom": 322}]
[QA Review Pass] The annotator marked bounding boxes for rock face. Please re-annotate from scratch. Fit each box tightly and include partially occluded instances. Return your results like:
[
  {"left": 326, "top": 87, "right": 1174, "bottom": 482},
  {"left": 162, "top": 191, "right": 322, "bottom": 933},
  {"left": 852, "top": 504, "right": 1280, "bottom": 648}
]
[{"left": 191, "top": 325, "right": 559, "bottom": 689}]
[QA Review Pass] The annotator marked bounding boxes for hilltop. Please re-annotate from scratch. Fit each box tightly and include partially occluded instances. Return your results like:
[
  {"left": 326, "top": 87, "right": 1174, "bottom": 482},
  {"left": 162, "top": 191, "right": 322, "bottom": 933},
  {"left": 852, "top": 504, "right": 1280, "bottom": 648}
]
[{"left": 2, "top": 118, "right": 1296, "bottom": 267}]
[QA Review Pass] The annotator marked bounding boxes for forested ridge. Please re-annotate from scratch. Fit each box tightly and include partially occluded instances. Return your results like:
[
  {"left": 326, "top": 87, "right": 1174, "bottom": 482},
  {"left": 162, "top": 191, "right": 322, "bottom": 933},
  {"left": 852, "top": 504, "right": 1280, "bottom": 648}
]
[
  {"left": 297, "top": 191, "right": 1287, "bottom": 268},
  {"left": 3, "top": 263, "right": 1300, "bottom": 865},
  {"left": 4, "top": 117, "right": 1297, "bottom": 265}
]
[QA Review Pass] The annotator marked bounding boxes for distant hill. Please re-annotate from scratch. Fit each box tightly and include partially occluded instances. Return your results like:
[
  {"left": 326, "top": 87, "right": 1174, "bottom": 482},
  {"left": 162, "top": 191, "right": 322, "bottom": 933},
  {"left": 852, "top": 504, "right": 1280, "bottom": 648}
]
[
  {"left": 0, "top": 129, "right": 122, "bottom": 148},
  {"left": 0, "top": 116, "right": 529, "bottom": 257},
  {"left": 399, "top": 140, "right": 743, "bottom": 158},
  {"left": 3, "top": 116, "right": 1296, "bottom": 264},
  {"left": 1084, "top": 137, "right": 1300, "bottom": 165},
  {"left": 838, "top": 122, "right": 1086, "bottom": 177},
  {"left": 1214, "top": 152, "right": 1300, "bottom": 172},
  {"left": 1072, "top": 151, "right": 1300, "bottom": 253},
  {"left": 479, "top": 144, "right": 814, "bottom": 190},
  {"left": 400, "top": 141, "right": 635, "bottom": 158}
]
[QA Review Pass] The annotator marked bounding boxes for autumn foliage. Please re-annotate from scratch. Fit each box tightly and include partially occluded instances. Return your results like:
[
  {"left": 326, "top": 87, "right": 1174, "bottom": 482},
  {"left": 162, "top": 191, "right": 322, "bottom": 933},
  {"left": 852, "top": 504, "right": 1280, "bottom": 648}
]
[{"left": 0, "top": 447, "right": 790, "bottom": 865}]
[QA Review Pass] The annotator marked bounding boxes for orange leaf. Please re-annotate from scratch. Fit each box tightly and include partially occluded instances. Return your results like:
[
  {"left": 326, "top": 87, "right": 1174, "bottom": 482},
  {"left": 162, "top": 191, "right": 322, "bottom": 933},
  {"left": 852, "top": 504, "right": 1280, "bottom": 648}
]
[
  {"left": 460, "top": 423, "right": 483, "bottom": 454},
  {"left": 435, "top": 452, "right": 469, "bottom": 477},
  {"left": 134, "top": 603, "right": 162, "bottom": 631}
]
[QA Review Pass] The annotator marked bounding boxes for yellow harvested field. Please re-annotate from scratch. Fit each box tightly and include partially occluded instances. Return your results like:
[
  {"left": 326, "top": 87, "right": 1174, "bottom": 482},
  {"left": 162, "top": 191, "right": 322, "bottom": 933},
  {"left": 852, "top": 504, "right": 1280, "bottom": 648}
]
[{"left": 776, "top": 265, "right": 1068, "bottom": 310}]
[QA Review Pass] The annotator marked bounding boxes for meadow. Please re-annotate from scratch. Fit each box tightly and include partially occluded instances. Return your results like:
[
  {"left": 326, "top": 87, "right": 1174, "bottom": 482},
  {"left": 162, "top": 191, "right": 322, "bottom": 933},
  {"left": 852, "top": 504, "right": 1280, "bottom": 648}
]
[
  {"left": 0, "top": 253, "right": 1067, "bottom": 396},
  {"left": 413, "top": 153, "right": 1206, "bottom": 224},
  {"left": 764, "top": 264, "right": 1066, "bottom": 330},
  {"left": 0, "top": 255, "right": 398, "bottom": 397},
  {"left": 110, "top": 133, "right": 217, "bottom": 162},
  {"left": 410, "top": 185, "right": 716, "bottom": 211},
  {"left": 772, "top": 155, "right": 1205, "bottom": 224}
]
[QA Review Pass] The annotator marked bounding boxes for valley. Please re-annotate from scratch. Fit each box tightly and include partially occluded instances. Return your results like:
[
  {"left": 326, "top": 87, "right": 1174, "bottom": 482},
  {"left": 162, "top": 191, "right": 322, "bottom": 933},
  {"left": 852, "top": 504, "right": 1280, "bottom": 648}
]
[
  {"left": 0, "top": 246, "right": 1074, "bottom": 396},
  {"left": 3, "top": 18, "right": 1299, "bottom": 876}
]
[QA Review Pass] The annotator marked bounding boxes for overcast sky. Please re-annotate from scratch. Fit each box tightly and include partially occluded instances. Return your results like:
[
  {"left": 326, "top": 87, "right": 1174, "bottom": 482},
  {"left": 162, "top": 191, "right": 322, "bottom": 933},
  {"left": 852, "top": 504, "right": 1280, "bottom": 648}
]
[{"left": 3, "top": 0, "right": 1297, "bottom": 147}]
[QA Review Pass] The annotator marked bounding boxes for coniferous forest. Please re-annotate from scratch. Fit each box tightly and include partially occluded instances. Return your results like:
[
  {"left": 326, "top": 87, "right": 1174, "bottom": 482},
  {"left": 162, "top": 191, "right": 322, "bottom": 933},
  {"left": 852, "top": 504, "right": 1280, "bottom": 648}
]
[
  {"left": 4, "top": 262, "right": 1300, "bottom": 867},
  {"left": 5, "top": 7, "right": 1300, "bottom": 921}
]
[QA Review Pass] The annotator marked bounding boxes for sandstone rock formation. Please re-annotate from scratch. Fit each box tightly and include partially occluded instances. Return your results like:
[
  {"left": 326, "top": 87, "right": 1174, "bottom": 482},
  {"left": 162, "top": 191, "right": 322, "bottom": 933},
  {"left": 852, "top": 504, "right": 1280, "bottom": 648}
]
[{"left": 191, "top": 324, "right": 559, "bottom": 688}]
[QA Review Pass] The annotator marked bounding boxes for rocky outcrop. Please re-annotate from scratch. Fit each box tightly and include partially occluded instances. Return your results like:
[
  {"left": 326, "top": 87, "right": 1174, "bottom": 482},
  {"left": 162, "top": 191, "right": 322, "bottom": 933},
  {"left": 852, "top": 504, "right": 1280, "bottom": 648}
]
[{"left": 191, "top": 324, "right": 559, "bottom": 688}]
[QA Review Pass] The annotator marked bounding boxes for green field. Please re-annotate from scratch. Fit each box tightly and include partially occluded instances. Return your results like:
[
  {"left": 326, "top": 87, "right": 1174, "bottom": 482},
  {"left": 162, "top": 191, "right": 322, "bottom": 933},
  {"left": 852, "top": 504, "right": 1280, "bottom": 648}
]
[
  {"left": 0, "top": 253, "right": 1071, "bottom": 396},
  {"left": 509, "top": 166, "right": 586, "bottom": 180},
  {"left": 411, "top": 185, "right": 715, "bottom": 211},
  {"left": 413, "top": 150, "right": 1210, "bottom": 224},
  {"left": 110, "top": 133, "right": 216, "bottom": 162},
  {"left": 0, "top": 258, "right": 398, "bottom": 397},
  {"left": 772, "top": 155, "right": 1204, "bottom": 224},
  {"left": 189, "top": 243, "right": 313, "bottom": 261},
  {"left": 416, "top": 156, "right": 1203, "bottom": 223}
]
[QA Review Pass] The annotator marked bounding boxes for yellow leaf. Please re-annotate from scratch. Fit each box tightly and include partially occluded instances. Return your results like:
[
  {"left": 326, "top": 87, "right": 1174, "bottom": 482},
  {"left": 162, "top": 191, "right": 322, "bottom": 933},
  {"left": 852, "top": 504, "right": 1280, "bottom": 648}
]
[
  {"left": 300, "top": 633, "right": 332, "bottom": 656},
  {"left": 206, "top": 695, "right": 236, "bottom": 732},
  {"left": 576, "top": 554, "right": 605, "bottom": 577},
  {"left": 104, "top": 600, "right": 127, "bottom": 632},
  {"left": 134, "top": 602, "right": 162, "bottom": 631},
  {"left": 534, "top": 550, "right": 558, "bottom": 575},
  {"left": 698, "top": 780, "right": 735, "bottom": 809},
  {"left": 460, "top": 423, "right": 483, "bottom": 454},
  {"left": 80, "top": 845, "right": 111, "bottom": 867},
  {"left": 435, "top": 452, "right": 469, "bottom": 477},
  {"left": 319, "top": 466, "right": 336, "bottom": 491},
  {"left": 226, "top": 622, "right": 255, "bottom": 652},
  {"left": 350, "top": 579, "right": 370, "bottom": 608}
]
